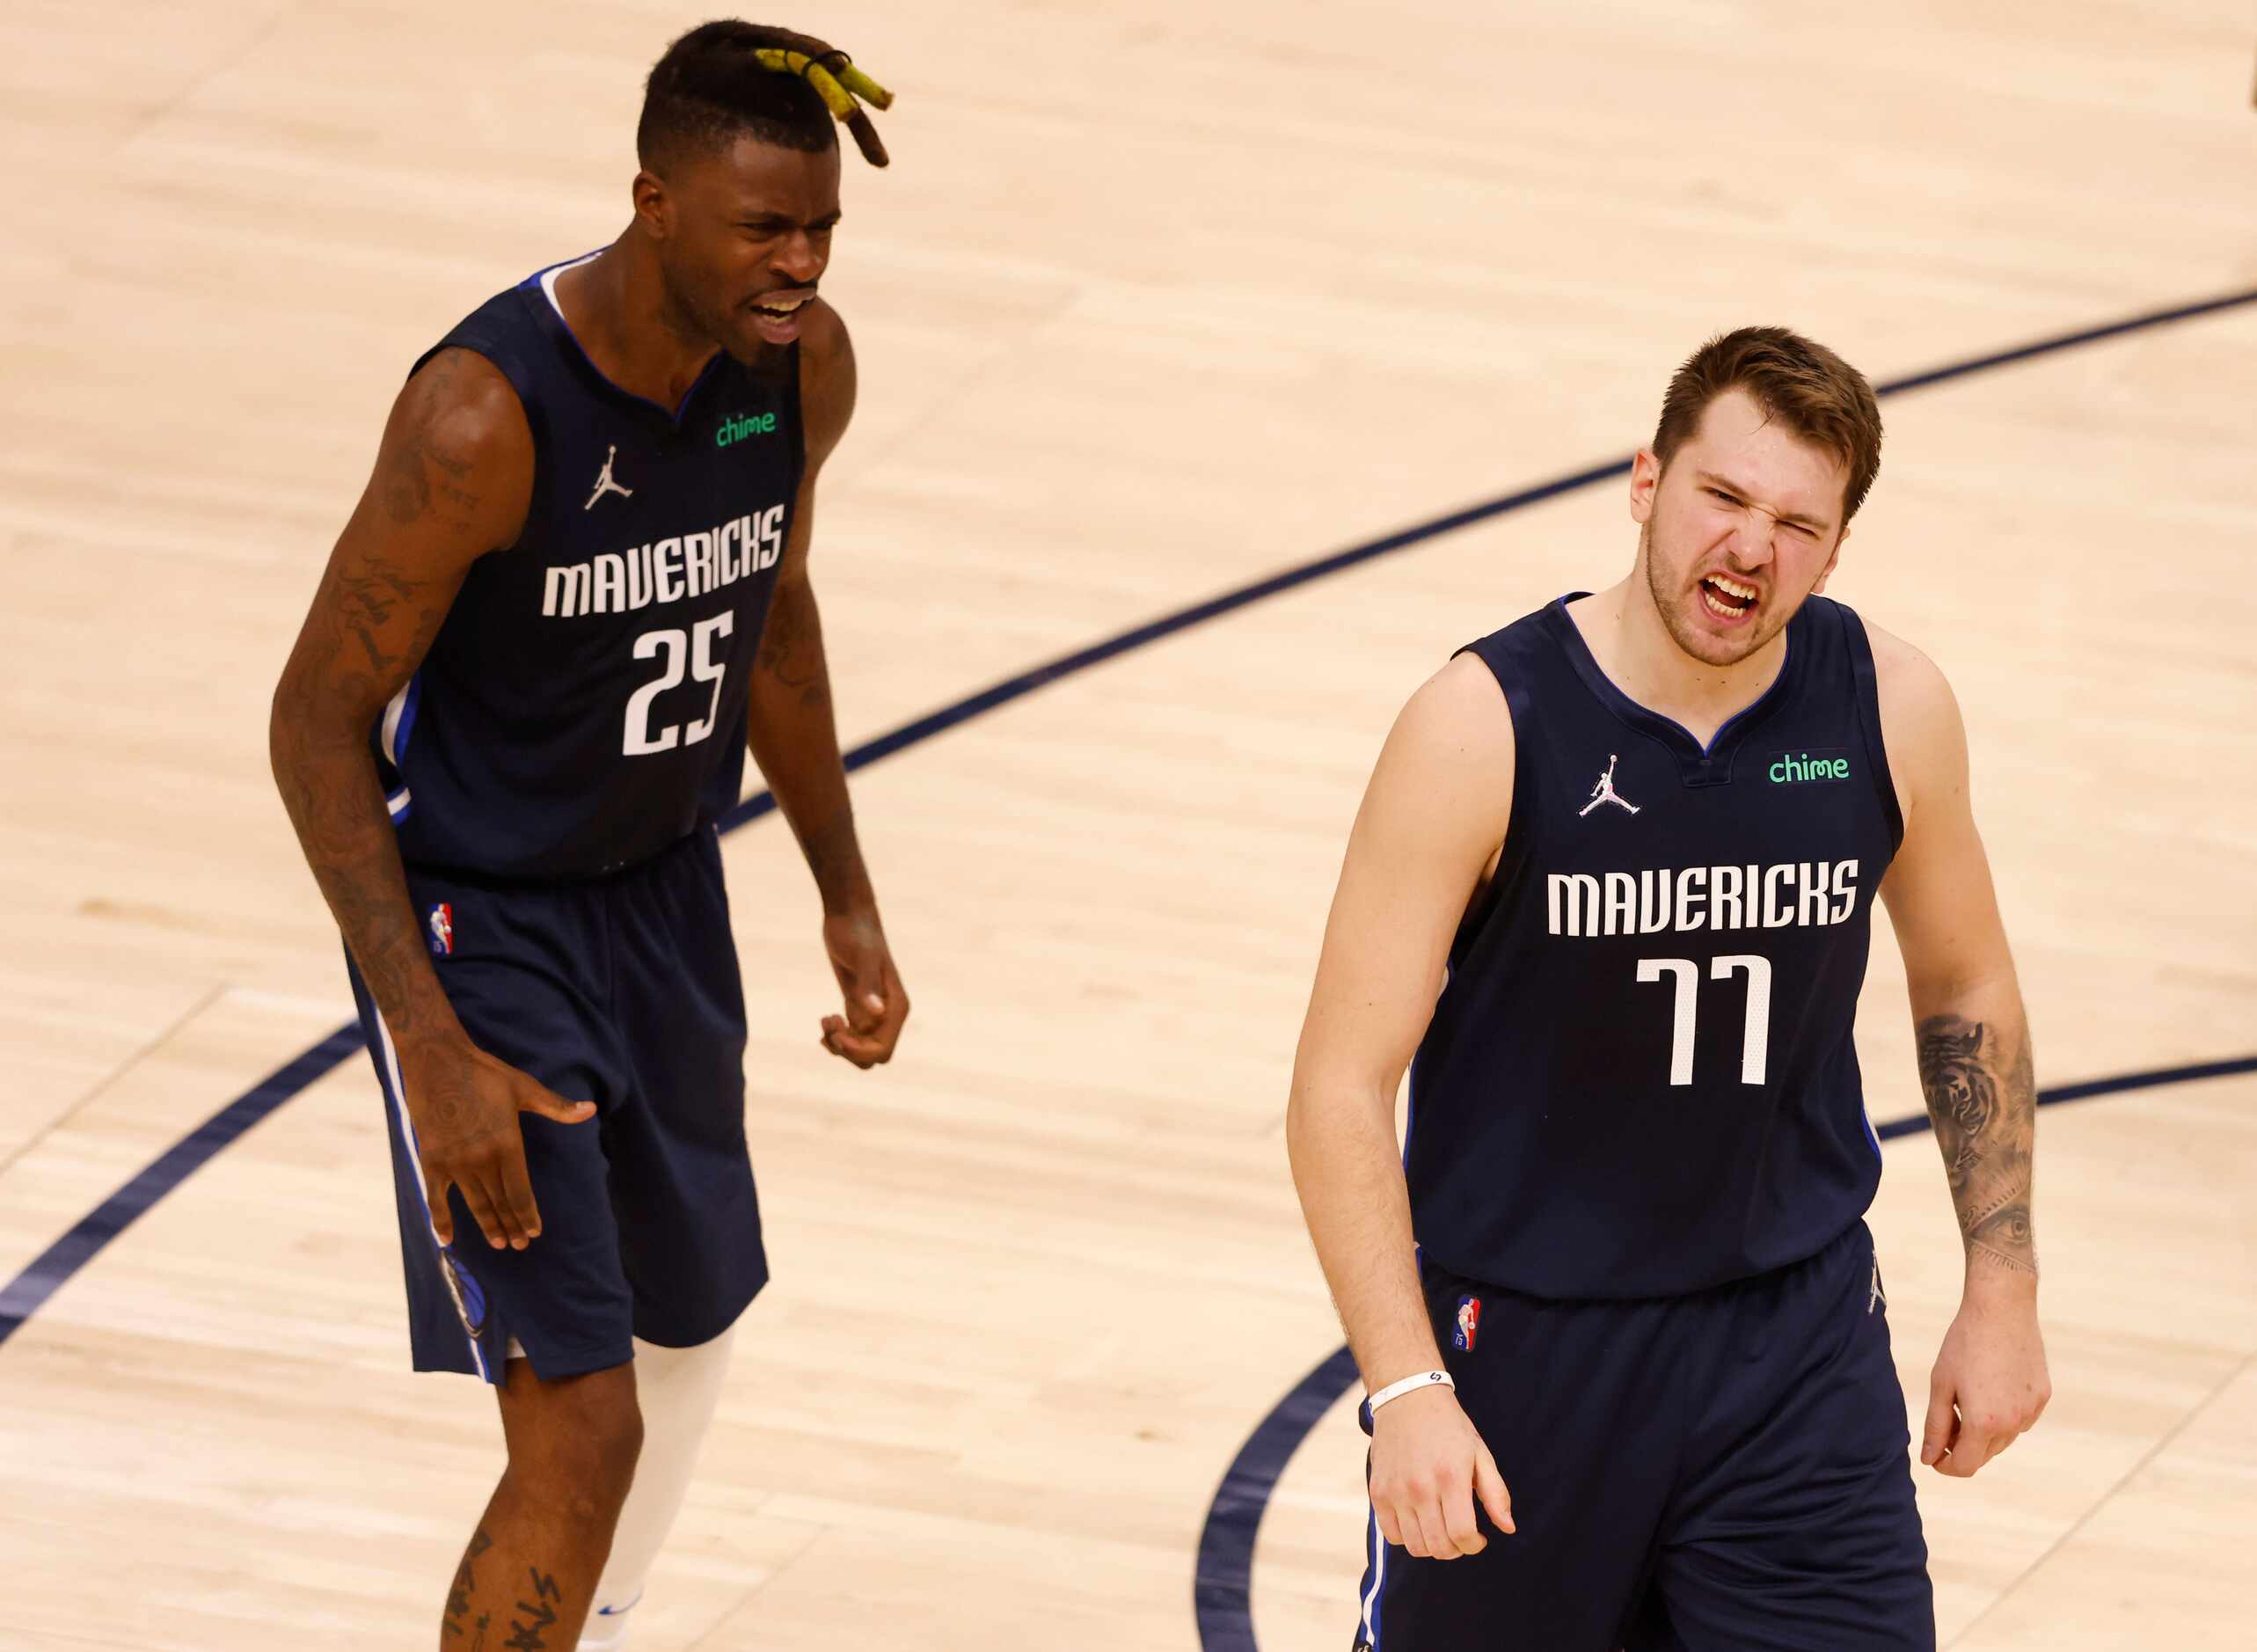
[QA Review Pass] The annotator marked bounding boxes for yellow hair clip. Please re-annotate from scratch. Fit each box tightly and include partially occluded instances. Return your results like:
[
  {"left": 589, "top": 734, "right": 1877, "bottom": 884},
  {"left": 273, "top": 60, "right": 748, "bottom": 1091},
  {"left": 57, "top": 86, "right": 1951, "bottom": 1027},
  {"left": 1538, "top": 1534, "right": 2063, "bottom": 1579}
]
[{"left": 752, "top": 47, "right": 895, "bottom": 167}]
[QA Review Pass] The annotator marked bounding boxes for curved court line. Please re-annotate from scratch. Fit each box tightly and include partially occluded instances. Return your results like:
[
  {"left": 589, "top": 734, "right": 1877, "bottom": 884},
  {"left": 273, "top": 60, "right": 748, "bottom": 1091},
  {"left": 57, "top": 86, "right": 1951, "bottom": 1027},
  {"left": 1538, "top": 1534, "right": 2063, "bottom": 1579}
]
[
  {"left": 1188, "top": 1055, "right": 2257, "bottom": 1652},
  {"left": 3, "top": 281, "right": 2253, "bottom": 1353}
]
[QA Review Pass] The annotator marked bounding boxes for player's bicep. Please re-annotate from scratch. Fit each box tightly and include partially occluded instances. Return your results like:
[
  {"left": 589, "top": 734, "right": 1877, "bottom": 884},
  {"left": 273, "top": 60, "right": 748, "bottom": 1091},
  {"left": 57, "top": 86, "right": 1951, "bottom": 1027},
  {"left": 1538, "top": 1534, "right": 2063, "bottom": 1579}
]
[
  {"left": 800, "top": 300, "right": 857, "bottom": 476},
  {"left": 1296, "top": 661, "right": 1516, "bottom": 1095},
  {"left": 771, "top": 300, "right": 857, "bottom": 585},
  {"left": 1875, "top": 641, "right": 2012, "bottom": 998},
  {"left": 277, "top": 349, "right": 532, "bottom": 727}
]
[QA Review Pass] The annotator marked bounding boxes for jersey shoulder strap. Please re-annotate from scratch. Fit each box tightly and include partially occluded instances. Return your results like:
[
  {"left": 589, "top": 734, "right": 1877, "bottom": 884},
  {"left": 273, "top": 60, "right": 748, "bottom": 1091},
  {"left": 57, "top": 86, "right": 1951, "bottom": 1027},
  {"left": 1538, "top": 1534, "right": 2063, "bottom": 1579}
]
[
  {"left": 408, "top": 286, "right": 547, "bottom": 422},
  {"left": 1452, "top": 598, "right": 1571, "bottom": 738},
  {"left": 400, "top": 283, "right": 560, "bottom": 553},
  {"left": 1798, "top": 595, "right": 1903, "bottom": 849}
]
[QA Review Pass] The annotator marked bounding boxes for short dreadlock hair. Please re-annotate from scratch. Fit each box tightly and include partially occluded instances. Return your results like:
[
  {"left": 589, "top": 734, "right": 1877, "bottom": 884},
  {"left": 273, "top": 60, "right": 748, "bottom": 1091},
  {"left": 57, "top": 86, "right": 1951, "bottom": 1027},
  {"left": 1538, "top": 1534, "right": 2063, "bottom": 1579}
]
[{"left": 639, "top": 20, "right": 842, "bottom": 169}]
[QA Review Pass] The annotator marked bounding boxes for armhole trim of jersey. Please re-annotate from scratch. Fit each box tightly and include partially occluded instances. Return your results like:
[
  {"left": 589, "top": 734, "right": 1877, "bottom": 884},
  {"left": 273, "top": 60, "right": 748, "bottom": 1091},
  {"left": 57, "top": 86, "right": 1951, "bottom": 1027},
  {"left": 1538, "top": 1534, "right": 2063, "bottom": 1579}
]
[
  {"left": 787, "top": 337, "right": 810, "bottom": 501},
  {"left": 1837, "top": 603, "right": 1906, "bottom": 853},
  {"left": 1446, "top": 640, "right": 1528, "bottom": 952}
]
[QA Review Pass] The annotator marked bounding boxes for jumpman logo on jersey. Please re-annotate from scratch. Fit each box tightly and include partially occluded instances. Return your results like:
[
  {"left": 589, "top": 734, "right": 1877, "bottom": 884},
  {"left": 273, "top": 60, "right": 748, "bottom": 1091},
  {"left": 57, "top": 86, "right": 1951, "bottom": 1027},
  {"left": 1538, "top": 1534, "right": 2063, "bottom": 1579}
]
[
  {"left": 583, "top": 445, "right": 633, "bottom": 510},
  {"left": 1869, "top": 1261, "right": 1887, "bottom": 1315},
  {"left": 1579, "top": 754, "right": 1640, "bottom": 816}
]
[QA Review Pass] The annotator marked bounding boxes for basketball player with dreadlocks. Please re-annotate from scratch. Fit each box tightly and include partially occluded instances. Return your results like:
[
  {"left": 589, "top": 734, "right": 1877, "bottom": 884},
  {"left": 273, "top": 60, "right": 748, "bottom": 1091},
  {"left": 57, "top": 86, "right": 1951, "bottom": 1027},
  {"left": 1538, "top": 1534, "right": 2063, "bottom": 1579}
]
[
  {"left": 1289, "top": 329, "right": 2051, "bottom": 1649},
  {"left": 270, "top": 24, "right": 903, "bottom": 1648}
]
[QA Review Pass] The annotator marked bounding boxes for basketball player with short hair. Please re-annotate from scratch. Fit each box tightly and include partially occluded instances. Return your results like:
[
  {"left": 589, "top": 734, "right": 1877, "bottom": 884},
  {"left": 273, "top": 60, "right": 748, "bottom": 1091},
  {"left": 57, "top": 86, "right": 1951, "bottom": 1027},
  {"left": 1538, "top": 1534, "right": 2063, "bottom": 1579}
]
[
  {"left": 270, "top": 24, "right": 905, "bottom": 1648},
  {"left": 1288, "top": 328, "right": 2051, "bottom": 1649}
]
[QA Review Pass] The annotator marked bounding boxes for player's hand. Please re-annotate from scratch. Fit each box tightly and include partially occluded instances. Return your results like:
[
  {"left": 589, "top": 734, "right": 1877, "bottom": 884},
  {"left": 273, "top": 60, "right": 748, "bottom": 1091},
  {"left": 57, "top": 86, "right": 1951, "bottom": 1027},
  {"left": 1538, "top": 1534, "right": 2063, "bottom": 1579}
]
[
  {"left": 820, "top": 908, "right": 909, "bottom": 1068},
  {"left": 1368, "top": 1384, "right": 1516, "bottom": 1559},
  {"left": 400, "top": 1039, "right": 595, "bottom": 1252},
  {"left": 1922, "top": 1273, "right": 2049, "bottom": 1477}
]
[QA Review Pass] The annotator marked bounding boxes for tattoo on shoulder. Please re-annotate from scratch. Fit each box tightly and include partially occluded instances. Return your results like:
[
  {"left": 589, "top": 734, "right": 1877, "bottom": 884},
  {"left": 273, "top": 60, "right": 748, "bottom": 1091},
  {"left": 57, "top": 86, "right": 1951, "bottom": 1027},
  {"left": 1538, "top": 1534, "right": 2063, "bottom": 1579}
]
[
  {"left": 383, "top": 349, "right": 492, "bottom": 531},
  {"left": 382, "top": 433, "right": 431, "bottom": 524}
]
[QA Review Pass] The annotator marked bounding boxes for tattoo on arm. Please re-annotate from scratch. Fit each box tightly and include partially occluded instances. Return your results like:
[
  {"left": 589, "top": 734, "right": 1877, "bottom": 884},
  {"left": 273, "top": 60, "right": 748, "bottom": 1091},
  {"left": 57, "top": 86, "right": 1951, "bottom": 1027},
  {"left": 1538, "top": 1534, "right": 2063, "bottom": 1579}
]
[
  {"left": 796, "top": 807, "right": 875, "bottom": 917},
  {"left": 1917, "top": 1014, "right": 2038, "bottom": 1276},
  {"left": 747, "top": 572, "right": 873, "bottom": 915},
  {"left": 270, "top": 640, "right": 447, "bottom": 1044},
  {"left": 273, "top": 355, "right": 500, "bottom": 1052},
  {"left": 756, "top": 575, "right": 832, "bottom": 712},
  {"left": 333, "top": 564, "right": 440, "bottom": 675}
]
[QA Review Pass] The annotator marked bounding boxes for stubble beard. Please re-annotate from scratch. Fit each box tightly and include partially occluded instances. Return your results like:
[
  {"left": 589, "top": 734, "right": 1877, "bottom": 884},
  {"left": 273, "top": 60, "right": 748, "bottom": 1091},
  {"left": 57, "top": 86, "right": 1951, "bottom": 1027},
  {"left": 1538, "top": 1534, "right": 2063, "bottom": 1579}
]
[
  {"left": 655, "top": 256, "right": 740, "bottom": 362},
  {"left": 1639, "top": 518, "right": 1778, "bottom": 669}
]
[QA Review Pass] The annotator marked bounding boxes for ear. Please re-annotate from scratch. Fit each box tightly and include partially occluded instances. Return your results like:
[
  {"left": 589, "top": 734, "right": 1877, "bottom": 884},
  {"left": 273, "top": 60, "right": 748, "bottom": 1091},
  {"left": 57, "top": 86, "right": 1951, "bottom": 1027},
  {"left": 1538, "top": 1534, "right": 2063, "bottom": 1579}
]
[
  {"left": 1811, "top": 526, "right": 1846, "bottom": 593},
  {"left": 1629, "top": 449, "right": 1662, "bottom": 525},
  {"left": 631, "top": 169, "right": 673, "bottom": 240}
]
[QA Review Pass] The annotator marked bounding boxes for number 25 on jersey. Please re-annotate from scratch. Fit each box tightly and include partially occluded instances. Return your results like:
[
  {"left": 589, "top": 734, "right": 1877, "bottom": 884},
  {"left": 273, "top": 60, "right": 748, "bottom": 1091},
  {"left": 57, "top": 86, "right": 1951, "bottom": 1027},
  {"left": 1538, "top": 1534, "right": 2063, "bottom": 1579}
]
[{"left": 624, "top": 614, "right": 734, "bottom": 756}]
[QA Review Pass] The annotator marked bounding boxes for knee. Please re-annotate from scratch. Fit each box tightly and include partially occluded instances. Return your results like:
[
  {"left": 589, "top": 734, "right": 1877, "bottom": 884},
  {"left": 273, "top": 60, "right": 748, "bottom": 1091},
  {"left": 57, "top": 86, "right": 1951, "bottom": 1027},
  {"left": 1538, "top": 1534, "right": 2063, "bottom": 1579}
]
[
  {"left": 507, "top": 1368, "right": 645, "bottom": 1511},
  {"left": 573, "top": 1388, "right": 646, "bottom": 1491}
]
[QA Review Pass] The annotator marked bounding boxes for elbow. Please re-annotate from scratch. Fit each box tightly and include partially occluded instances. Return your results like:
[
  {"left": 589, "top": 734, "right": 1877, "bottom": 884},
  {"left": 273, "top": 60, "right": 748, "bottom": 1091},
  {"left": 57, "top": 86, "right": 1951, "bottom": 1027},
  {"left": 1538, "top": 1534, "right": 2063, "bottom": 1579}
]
[
  {"left": 1283, "top": 1065, "right": 1362, "bottom": 1178},
  {"left": 1904, "top": 962, "right": 2021, "bottom": 1019},
  {"left": 267, "top": 670, "right": 353, "bottom": 804},
  {"left": 267, "top": 670, "right": 315, "bottom": 793},
  {"left": 1283, "top": 1070, "right": 1320, "bottom": 1177},
  {"left": 267, "top": 679, "right": 297, "bottom": 788}
]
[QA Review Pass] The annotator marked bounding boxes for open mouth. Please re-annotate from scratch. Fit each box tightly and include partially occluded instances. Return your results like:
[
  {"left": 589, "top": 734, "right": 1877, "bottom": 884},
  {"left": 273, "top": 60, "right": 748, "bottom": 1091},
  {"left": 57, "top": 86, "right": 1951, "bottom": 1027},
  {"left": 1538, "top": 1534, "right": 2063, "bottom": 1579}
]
[
  {"left": 746, "top": 289, "right": 816, "bottom": 340},
  {"left": 1699, "top": 573, "right": 1759, "bottom": 620}
]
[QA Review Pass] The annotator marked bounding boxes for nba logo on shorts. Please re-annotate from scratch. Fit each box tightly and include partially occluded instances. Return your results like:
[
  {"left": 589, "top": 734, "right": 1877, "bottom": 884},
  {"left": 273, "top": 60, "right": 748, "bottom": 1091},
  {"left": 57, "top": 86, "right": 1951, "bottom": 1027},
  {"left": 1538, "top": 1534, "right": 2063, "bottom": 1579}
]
[
  {"left": 427, "top": 903, "right": 454, "bottom": 957},
  {"left": 1454, "top": 1295, "right": 1481, "bottom": 1351}
]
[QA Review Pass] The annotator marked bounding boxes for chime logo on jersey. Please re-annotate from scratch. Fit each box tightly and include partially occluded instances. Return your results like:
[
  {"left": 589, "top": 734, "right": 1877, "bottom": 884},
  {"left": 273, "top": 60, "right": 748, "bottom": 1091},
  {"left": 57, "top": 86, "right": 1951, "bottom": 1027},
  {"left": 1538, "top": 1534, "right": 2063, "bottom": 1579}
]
[
  {"left": 1454, "top": 1295, "right": 1481, "bottom": 1351},
  {"left": 1769, "top": 747, "right": 1853, "bottom": 785},
  {"left": 427, "top": 903, "right": 454, "bottom": 956},
  {"left": 715, "top": 409, "right": 777, "bottom": 446}
]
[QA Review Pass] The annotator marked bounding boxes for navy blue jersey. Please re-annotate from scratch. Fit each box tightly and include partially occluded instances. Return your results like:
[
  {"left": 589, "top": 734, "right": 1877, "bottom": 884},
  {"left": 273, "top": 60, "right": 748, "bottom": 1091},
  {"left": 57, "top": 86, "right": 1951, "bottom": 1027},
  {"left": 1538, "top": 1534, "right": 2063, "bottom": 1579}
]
[
  {"left": 375, "top": 251, "right": 803, "bottom": 881},
  {"left": 1406, "top": 594, "right": 1903, "bottom": 1298}
]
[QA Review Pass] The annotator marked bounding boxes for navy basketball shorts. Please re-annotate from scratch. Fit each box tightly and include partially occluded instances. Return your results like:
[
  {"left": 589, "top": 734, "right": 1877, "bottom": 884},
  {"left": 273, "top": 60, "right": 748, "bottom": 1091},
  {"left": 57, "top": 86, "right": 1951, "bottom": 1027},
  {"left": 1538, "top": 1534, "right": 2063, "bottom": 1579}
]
[
  {"left": 1353, "top": 1221, "right": 1932, "bottom": 1651},
  {"left": 346, "top": 825, "right": 766, "bottom": 1384}
]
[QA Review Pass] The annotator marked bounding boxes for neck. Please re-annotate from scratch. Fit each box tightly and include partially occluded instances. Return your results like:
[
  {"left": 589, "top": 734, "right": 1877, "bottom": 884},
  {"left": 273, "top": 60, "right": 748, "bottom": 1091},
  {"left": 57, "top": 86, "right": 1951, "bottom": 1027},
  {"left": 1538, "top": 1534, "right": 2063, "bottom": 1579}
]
[
  {"left": 1569, "top": 573, "right": 1790, "bottom": 746},
  {"left": 551, "top": 231, "right": 723, "bottom": 411}
]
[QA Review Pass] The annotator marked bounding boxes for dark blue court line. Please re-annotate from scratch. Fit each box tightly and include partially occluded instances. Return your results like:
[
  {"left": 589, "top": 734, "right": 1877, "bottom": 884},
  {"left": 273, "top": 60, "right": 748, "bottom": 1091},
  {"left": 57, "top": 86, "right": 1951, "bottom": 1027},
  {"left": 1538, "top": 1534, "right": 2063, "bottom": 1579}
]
[
  {"left": 1868, "top": 286, "right": 2257, "bottom": 397},
  {"left": 0, "top": 1027, "right": 366, "bottom": 1338},
  {"left": 2, "top": 281, "right": 2252, "bottom": 1352},
  {"left": 1189, "top": 1056, "right": 2257, "bottom": 1652},
  {"left": 1872, "top": 1054, "right": 2257, "bottom": 1138}
]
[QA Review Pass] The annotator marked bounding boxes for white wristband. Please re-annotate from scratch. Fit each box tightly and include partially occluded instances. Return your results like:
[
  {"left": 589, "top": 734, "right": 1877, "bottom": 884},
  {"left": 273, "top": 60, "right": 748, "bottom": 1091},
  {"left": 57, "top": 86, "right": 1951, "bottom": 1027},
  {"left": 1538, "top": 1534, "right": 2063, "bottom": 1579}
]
[{"left": 1367, "top": 1369, "right": 1454, "bottom": 1414}]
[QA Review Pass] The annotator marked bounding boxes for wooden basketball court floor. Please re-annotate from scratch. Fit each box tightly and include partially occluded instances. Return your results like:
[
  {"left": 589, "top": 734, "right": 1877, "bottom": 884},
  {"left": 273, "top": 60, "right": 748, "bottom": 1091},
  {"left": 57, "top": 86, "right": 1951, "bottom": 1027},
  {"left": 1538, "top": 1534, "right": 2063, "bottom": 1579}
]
[{"left": 3, "top": 3, "right": 2253, "bottom": 1647}]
